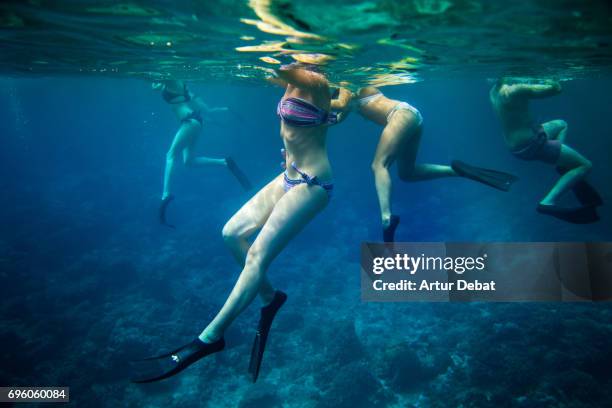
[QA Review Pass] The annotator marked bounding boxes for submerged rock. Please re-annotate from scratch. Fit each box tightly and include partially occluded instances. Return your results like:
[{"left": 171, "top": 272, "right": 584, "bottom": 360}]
[
  {"left": 316, "top": 362, "right": 393, "bottom": 408},
  {"left": 238, "top": 383, "right": 282, "bottom": 408},
  {"left": 322, "top": 318, "right": 365, "bottom": 366},
  {"left": 378, "top": 342, "right": 450, "bottom": 393}
]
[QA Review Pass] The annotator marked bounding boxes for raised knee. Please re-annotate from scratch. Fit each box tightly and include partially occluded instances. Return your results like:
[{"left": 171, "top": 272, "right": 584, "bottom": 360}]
[
  {"left": 558, "top": 120, "right": 568, "bottom": 130},
  {"left": 222, "top": 221, "right": 239, "bottom": 243},
  {"left": 570, "top": 159, "right": 592, "bottom": 178}
]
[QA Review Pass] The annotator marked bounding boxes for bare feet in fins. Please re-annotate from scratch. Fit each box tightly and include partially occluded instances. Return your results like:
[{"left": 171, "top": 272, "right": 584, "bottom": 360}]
[
  {"left": 536, "top": 203, "right": 600, "bottom": 224},
  {"left": 131, "top": 337, "right": 225, "bottom": 383},
  {"left": 383, "top": 215, "right": 400, "bottom": 243},
  {"left": 226, "top": 157, "right": 253, "bottom": 191},
  {"left": 159, "top": 195, "right": 176, "bottom": 229},
  {"left": 451, "top": 160, "right": 518, "bottom": 192},
  {"left": 249, "top": 290, "right": 287, "bottom": 383}
]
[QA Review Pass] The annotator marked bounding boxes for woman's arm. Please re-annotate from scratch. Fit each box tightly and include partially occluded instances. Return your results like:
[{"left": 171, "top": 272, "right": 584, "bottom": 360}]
[
  {"left": 266, "top": 74, "right": 289, "bottom": 88},
  {"left": 508, "top": 81, "right": 562, "bottom": 99},
  {"left": 276, "top": 64, "right": 325, "bottom": 90},
  {"left": 330, "top": 88, "right": 354, "bottom": 124},
  {"left": 331, "top": 87, "right": 353, "bottom": 110}
]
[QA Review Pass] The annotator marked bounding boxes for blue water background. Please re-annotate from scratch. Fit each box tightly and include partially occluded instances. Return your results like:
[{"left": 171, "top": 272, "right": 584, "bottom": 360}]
[{"left": 0, "top": 78, "right": 611, "bottom": 407}]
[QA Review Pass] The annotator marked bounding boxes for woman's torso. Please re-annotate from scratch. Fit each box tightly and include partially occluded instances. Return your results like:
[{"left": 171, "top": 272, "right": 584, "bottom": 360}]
[
  {"left": 162, "top": 81, "right": 200, "bottom": 123},
  {"left": 280, "top": 82, "right": 332, "bottom": 181},
  {"left": 169, "top": 102, "right": 198, "bottom": 121}
]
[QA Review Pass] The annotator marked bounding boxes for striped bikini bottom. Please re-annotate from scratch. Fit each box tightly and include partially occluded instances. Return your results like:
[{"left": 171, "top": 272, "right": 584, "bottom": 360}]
[{"left": 282, "top": 162, "right": 333, "bottom": 199}]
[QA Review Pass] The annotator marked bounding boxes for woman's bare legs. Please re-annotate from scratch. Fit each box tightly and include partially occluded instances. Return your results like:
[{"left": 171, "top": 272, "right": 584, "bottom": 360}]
[
  {"left": 222, "top": 174, "right": 286, "bottom": 304},
  {"left": 371, "top": 111, "right": 455, "bottom": 227},
  {"left": 183, "top": 126, "right": 226, "bottom": 167},
  {"left": 199, "top": 182, "right": 328, "bottom": 343},
  {"left": 162, "top": 119, "right": 226, "bottom": 199},
  {"left": 163, "top": 120, "right": 200, "bottom": 199}
]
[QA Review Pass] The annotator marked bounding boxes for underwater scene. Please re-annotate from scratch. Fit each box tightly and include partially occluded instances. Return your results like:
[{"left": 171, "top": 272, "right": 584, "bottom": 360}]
[{"left": 1, "top": 1, "right": 612, "bottom": 407}]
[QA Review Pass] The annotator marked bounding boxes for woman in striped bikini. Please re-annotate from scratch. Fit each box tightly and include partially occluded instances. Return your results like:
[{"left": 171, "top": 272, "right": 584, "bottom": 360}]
[{"left": 133, "top": 63, "right": 344, "bottom": 383}]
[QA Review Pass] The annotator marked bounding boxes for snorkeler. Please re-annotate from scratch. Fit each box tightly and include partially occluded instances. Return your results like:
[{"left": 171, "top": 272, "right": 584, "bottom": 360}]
[
  {"left": 339, "top": 86, "right": 517, "bottom": 242},
  {"left": 490, "top": 78, "right": 602, "bottom": 223},
  {"left": 152, "top": 80, "right": 252, "bottom": 228},
  {"left": 132, "top": 63, "right": 336, "bottom": 383}
]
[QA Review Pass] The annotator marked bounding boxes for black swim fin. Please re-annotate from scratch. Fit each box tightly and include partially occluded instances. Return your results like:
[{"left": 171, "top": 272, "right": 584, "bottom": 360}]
[
  {"left": 536, "top": 204, "right": 600, "bottom": 224},
  {"left": 249, "top": 290, "right": 287, "bottom": 383},
  {"left": 556, "top": 167, "right": 603, "bottom": 207},
  {"left": 159, "top": 195, "right": 176, "bottom": 229},
  {"left": 131, "top": 337, "right": 225, "bottom": 383},
  {"left": 226, "top": 157, "right": 253, "bottom": 191},
  {"left": 451, "top": 160, "right": 518, "bottom": 192},
  {"left": 383, "top": 215, "right": 400, "bottom": 243}
]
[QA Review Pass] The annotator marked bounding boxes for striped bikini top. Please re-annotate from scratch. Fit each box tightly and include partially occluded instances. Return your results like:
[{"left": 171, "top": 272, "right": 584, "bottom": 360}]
[{"left": 277, "top": 97, "right": 338, "bottom": 127}]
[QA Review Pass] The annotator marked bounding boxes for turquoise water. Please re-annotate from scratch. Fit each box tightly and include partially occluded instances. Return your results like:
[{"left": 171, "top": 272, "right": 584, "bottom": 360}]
[
  {"left": 1, "top": 1, "right": 612, "bottom": 407},
  {"left": 2, "top": 0, "right": 612, "bottom": 81}
]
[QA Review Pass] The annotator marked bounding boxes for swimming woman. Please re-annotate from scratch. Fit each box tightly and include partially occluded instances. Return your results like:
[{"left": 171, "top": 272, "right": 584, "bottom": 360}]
[
  {"left": 340, "top": 86, "right": 517, "bottom": 242},
  {"left": 490, "top": 78, "right": 601, "bottom": 223},
  {"left": 133, "top": 64, "right": 336, "bottom": 383},
  {"left": 153, "top": 80, "right": 252, "bottom": 227}
]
